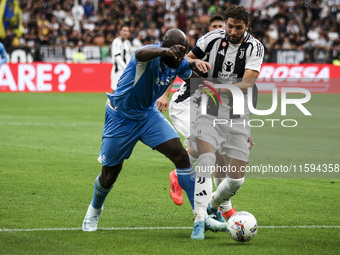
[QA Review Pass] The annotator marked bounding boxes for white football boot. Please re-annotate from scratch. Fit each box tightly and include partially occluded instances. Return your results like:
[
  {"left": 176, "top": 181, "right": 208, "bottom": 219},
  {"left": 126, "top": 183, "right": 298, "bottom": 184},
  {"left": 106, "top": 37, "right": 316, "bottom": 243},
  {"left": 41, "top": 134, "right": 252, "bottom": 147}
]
[{"left": 82, "top": 204, "right": 103, "bottom": 231}]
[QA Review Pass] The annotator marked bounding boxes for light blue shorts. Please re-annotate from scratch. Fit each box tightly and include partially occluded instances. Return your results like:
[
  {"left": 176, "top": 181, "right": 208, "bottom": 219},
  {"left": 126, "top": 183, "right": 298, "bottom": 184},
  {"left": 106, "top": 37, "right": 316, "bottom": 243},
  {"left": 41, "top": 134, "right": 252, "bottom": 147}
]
[{"left": 98, "top": 104, "right": 179, "bottom": 167}]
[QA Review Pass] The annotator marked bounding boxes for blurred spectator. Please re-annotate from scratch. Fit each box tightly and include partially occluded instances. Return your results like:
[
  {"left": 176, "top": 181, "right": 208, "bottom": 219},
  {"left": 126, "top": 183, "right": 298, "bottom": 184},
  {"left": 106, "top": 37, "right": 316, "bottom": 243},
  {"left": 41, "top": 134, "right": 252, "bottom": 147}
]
[
  {"left": 53, "top": 3, "right": 67, "bottom": 24},
  {"left": 132, "top": 32, "right": 144, "bottom": 52},
  {"left": 84, "top": 0, "right": 95, "bottom": 18},
  {"left": 0, "top": 42, "right": 8, "bottom": 65},
  {"left": 73, "top": 47, "right": 86, "bottom": 63},
  {"left": 8, "top": 0, "right": 340, "bottom": 63},
  {"left": 208, "top": 0, "right": 222, "bottom": 15},
  {"left": 176, "top": 6, "right": 188, "bottom": 33},
  {"left": 164, "top": 10, "right": 176, "bottom": 29}
]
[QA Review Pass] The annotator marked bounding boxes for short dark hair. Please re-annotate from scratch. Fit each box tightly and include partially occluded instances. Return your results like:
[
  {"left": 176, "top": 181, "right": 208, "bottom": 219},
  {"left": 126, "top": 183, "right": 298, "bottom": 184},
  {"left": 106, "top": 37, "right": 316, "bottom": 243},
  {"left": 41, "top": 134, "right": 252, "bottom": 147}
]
[
  {"left": 120, "top": 24, "right": 130, "bottom": 31},
  {"left": 224, "top": 5, "right": 249, "bottom": 25},
  {"left": 209, "top": 14, "right": 224, "bottom": 25}
]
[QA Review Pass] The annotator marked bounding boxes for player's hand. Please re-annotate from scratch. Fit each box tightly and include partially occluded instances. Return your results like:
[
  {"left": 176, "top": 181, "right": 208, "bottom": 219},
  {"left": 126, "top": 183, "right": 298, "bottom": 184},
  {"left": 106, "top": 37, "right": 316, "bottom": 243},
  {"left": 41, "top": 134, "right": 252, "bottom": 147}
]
[
  {"left": 248, "top": 135, "right": 256, "bottom": 151},
  {"left": 198, "top": 80, "right": 216, "bottom": 94},
  {"left": 166, "top": 45, "right": 186, "bottom": 61},
  {"left": 192, "top": 59, "right": 211, "bottom": 73},
  {"left": 157, "top": 94, "right": 169, "bottom": 113}
]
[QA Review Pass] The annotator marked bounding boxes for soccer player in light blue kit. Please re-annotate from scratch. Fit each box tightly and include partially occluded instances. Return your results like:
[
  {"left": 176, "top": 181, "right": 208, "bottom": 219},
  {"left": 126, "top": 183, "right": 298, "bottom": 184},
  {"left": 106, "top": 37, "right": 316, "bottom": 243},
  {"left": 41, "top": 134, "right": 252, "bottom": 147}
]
[
  {"left": 82, "top": 29, "right": 214, "bottom": 232},
  {"left": 0, "top": 42, "right": 8, "bottom": 65}
]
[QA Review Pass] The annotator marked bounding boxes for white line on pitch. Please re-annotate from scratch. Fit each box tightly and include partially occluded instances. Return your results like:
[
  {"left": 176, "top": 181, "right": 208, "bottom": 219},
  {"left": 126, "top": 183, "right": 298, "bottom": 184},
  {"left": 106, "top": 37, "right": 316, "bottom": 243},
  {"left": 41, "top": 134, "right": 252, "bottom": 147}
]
[{"left": 1, "top": 225, "right": 339, "bottom": 232}]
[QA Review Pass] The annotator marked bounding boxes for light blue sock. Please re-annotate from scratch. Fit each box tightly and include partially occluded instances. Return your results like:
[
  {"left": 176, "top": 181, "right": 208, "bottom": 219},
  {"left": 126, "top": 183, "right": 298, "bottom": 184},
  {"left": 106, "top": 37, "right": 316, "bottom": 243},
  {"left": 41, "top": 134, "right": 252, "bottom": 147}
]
[
  {"left": 91, "top": 174, "right": 113, "bottom": 209},
  {"left": 176, "top": 166, "right": 195, "bottom": 210}
]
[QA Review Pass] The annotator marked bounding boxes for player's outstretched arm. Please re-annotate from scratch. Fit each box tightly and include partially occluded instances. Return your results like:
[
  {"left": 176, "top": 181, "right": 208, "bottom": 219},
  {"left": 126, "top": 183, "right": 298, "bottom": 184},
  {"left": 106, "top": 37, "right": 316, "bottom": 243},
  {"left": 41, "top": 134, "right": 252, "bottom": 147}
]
[
  {"left": 157, "top": 82, "right": 173, "bottom": 113},
  {"left": 135, "top": 45, "right": 186, "bottom": 62},
  {"left": 186, "top": 51, "right": 211, "bottom": 73}
]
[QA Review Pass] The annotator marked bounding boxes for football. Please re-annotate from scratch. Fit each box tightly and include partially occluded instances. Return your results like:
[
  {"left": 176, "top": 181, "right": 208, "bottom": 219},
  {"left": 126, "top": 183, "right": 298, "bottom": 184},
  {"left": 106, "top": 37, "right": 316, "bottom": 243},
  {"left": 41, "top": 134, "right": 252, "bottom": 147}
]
[{"left": 226, "top": 211, "right": 258, "bottom": 242}]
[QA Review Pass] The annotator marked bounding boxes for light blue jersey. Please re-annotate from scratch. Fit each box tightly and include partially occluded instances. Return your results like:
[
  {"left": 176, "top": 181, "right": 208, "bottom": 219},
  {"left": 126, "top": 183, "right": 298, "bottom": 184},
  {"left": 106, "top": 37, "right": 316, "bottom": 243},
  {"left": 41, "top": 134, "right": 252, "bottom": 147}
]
[
  {"left": 0, "top": 42, "right": 8, "bottom": 65},
  {"left": 107, "top": 43, "right": 192, "bottom": 120}
]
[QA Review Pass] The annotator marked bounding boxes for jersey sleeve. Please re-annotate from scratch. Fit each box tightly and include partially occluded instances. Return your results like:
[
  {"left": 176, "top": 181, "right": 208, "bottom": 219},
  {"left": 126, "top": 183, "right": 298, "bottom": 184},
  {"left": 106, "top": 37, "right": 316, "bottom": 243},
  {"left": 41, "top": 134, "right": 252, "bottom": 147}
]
[
  {"left": 191, "top": 35, "right": 208, "bottom": 59},
  {"left": 191, "top": 29, "right": 223, "bottom": 59},
  {"left": 177, "top": 58, "right": 192, "bottom": 80},
  {"left": 245, "top": 40, "right": 264, "bottom": 73}
]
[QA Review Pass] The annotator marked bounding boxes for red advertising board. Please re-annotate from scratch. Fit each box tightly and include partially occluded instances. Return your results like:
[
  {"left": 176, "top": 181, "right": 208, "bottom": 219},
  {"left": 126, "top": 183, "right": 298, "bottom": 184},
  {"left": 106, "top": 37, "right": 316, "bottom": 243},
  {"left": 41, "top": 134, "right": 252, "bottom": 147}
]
[
  {"left": 0, "top": 63, "right": 112, "bottom": 92},
  {"left": 0, "top": 63, "right": 339, "bottom": 93}
]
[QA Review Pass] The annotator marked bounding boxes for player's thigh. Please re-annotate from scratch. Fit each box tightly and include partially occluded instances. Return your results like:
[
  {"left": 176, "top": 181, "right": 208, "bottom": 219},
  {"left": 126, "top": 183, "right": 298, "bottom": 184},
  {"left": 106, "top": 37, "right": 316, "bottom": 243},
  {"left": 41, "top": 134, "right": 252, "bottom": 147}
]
[
  {"left": 219, "top": 118, "right": 251, "bottom": 164},
  {"left": 98, "top": 106, "right": 140, "bottom": 166},
  {"left": 190, "top": 114, "right": 222, "bottom": 154},
  {"left": 215, "top": 152, "right": 227, "bottom": 178},
  {"left": 140, "top": 110, "right": 189, "bottom": 167},
  {"left": 140, "top": 109, "right": 180, "bottom": 150},
  {"left": 225, "top": 157, "right": 247, "bottom": 179}
]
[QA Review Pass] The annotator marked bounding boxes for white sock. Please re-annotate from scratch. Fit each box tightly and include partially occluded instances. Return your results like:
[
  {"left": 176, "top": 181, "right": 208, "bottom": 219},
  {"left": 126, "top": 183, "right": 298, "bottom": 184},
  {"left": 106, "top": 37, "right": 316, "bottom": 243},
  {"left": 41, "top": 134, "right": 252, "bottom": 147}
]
[
  {"left": 219, "top": 199, "right": 232, "bottom": 212},
  {"left": 213, "top": 177, "right": 233, "bottom": 211},
  {"left": 210, "top": 176, "right": 245, "bottom": 210},
  {"left": 194, "top": 152, "right": 215, "bottom": 222}
]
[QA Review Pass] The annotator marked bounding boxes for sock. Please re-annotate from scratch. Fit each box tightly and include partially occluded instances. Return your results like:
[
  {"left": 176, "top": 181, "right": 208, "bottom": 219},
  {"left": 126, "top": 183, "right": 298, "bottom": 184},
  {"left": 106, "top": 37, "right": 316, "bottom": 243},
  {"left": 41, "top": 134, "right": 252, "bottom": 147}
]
[
  {"left": 210, "top": 176, "right": 245, "bottom": 210},
  {"left": 213, "top": 177, "right": 232, "bottom": 211},
  {"left": 194, "top": 152, "right": 215, "bottom": 222},
  {"left": 176, "top": 166, "right": 195, "bottom": 210},
  {"left": 219, "top": 199, "right": 232, "bottom": 212},
  {"left": 91, "top": 174, "right": 113, "bottom": 209}
]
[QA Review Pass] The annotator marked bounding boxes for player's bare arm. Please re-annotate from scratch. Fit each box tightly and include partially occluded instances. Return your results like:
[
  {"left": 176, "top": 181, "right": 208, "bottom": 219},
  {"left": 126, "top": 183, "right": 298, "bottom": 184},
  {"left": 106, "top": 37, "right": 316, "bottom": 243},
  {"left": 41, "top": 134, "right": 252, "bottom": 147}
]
[
  {"left": 186, "top": 51, "right": 211, "bottom": 73},
  {"left": 231, "top": 69, "right": 259, "bottom": 93},
  {"left": 157, "top": 82, "right": 173, "bottom": 113},
  {"left": 135, "top": 45, "right": 186, "bottom": 62}
]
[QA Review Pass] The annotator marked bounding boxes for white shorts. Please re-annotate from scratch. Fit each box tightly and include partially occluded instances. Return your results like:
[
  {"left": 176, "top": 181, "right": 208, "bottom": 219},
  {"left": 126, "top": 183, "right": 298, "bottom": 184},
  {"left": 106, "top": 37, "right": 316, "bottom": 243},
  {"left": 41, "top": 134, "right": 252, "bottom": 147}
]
[
  {"left": 111, "top": 70, "right": 123, "bottom": 91},
  {"left": 190, "top": 114, "right": 251, "bottom": 162},
  {"left": 169, "top": 96, "right": 191, "bottom": 146}
]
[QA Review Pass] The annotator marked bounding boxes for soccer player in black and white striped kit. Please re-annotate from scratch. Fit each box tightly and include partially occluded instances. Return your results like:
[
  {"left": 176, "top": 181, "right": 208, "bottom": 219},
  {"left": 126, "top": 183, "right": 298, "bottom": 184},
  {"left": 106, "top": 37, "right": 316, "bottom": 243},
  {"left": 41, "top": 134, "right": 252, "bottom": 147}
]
[
  {"left": 159, "top": 14, "right": 255, "bottom": 224},
  {"left": 186, "top": 5, "right": 265, "bottom": 239},
  {"left": 110, "top": 24, "right": 132, "bottom": 92}
]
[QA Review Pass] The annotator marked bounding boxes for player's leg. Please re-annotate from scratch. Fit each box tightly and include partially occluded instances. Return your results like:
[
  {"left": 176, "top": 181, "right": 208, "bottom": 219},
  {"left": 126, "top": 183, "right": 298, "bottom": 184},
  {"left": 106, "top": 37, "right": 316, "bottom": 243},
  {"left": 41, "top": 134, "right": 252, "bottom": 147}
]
[
  {"left": 209, "top": 158, "right": 246, "bottom": 211},
  {"left": 168, "top": 96, "right": 194, "bottom": 205},
  {"left": 213, "top": 153, "right": 236, "bottom": 220},
  {"left": 190, "top": 114, "right": 230, "bottom": 239},
  {"left": 141, "top": 110, "right": 196, "bottom": 210},
  {"left": 209, "top": 119, "right": 250, "bottom": 217},
  {"left": 168, "top": 144, "right": 198, "bottom": 205},
  {"left": 83, "top": 104, "right": 139, "bottom": 231},
  {"left": 194, "top": 138, "right": 215, "bottom": 222},
  {"left": 82, "top": 163, "right": 123, "bottom": 232},
  {"left": 155, "top": 138, "right": 196, "bottom": 209}
]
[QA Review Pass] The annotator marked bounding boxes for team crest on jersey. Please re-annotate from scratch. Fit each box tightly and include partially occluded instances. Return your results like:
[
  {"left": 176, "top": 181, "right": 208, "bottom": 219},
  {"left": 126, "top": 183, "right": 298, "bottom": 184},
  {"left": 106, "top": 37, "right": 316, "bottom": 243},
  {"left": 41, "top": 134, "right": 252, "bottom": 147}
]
[{"left": 239, "top": 48, "right": 245, "bottom": 59}]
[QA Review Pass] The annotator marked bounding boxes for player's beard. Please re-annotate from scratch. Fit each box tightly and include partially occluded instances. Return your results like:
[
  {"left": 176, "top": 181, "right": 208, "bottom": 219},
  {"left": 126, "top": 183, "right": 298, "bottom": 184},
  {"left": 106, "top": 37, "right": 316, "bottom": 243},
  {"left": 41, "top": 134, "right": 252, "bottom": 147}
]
[{"left": 227, "top": 32, "right": 244, "bottom": 44}]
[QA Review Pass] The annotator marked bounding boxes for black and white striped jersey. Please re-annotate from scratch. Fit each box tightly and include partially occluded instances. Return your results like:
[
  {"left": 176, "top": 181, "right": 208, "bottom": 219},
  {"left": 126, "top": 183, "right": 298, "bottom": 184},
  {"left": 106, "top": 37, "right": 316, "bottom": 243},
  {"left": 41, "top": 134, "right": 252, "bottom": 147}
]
[{"left": 191, "top": 29, "right": 265, "bottom": 118}]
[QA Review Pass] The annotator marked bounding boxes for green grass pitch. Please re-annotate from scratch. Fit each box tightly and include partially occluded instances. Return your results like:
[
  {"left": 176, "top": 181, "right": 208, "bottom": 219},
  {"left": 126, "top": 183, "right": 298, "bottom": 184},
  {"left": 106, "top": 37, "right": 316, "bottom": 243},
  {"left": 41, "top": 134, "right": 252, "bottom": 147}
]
[{"left": 0, "top": 92, "right": 339, "bottom": 255}]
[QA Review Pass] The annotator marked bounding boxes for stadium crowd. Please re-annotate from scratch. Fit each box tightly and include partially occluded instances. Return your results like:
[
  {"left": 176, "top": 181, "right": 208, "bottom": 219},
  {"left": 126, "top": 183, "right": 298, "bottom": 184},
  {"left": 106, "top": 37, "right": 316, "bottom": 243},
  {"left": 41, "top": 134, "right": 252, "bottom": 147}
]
[{"left": 2, "top": 0, "right": 340, "bottom": 63}]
